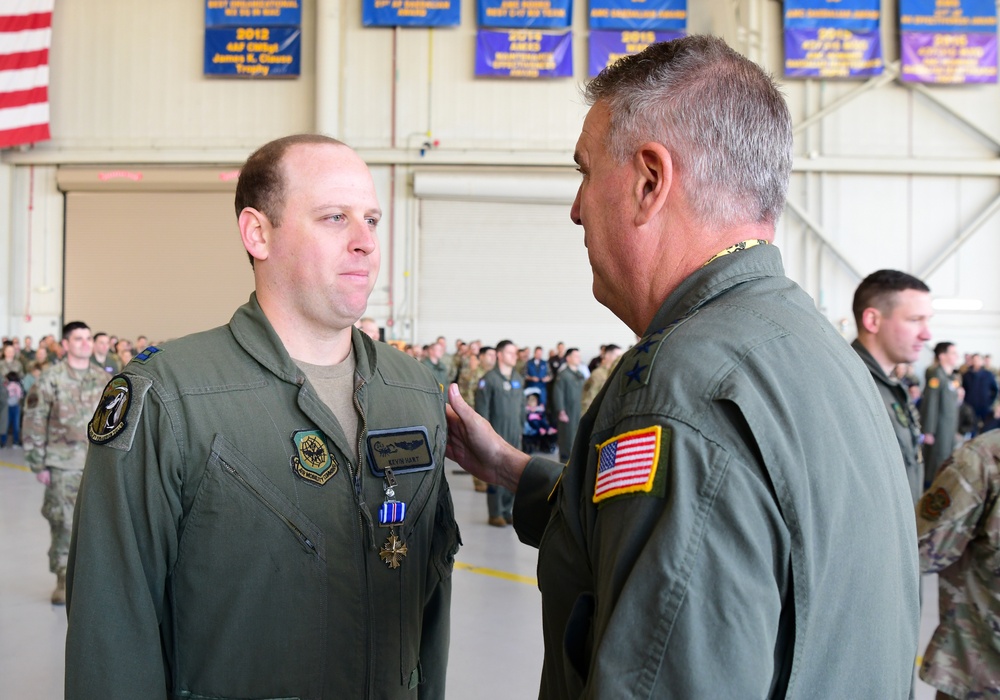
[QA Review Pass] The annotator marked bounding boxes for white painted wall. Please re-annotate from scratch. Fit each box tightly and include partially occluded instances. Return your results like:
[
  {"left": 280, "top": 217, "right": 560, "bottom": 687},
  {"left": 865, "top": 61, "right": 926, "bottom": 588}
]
[{"left": 1, "top": 0, "right": 998, "bottom": 367}]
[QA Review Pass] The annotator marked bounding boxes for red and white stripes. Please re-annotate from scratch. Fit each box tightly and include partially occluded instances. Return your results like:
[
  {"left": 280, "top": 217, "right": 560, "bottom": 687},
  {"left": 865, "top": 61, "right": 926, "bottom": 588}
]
[{"left": 0, "top": 0, "right": 53, "bottom": 149}]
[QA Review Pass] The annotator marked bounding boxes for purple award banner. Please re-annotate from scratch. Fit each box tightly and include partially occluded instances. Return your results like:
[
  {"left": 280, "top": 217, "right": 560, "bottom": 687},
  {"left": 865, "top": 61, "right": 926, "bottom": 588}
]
[
  {"left": 589, "top": 30, "right": 684, "bottom": 76},
  {"left": 589, "top": 0, "right": 686, "bottom": 31},
  {"left": 901, "top": 32, "right": 998, "bottom": 82},
  {"left": 475, "top": 29, "right": 573, "bottom": 78},
  {"left": 478, "top": 0, "right": 572, "bottom": 28},
  {"left": 784, "top": 28, "right": 882, "bottom": 78}
]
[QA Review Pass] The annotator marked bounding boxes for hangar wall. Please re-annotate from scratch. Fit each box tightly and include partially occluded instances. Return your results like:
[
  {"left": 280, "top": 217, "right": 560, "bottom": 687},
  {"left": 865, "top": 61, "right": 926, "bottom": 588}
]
[{"left": 2, "top": 0, "right": 999, "bottom": 363}]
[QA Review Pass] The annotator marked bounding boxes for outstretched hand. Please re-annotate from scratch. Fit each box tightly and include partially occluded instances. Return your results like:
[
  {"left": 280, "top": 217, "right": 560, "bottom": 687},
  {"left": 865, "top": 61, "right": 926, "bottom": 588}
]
[{"left": 445, "top": 384, "right": 529, "bottom": 493}]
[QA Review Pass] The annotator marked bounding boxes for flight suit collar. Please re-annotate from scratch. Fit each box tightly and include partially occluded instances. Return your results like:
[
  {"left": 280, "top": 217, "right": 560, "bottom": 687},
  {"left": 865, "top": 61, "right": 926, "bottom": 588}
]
[
  {"left": 228, "top": 293, "right": 378, "bottom": 385},
  {"left": 851, "top": 339, "right": 899, "bottom": 390},
  {"left": 643, "top": 243, "right": 786, "bottom": 338}
]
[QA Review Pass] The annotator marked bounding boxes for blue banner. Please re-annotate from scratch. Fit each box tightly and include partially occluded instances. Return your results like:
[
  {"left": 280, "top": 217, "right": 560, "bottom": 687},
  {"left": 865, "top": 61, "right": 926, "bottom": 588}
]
[
  {"left": 206, "top": 0, "right": 301, "bottom": 26},
  {"left": 589, "top": 30, "right": 684, "bottom": 76},
  {"left": 362, "top": 0, "right": 461, "bottom": 26},
  {"left": 475, "top": 29, "right": 573, "bottom": 78},
  {"left": 478, "top": 0, "right": 572, "bottom": 28},
  {"left": 588, "top": 0, "right": 686, "bottom": 30},
  {"left": 900, "top": 0, "right": 997, "bottom": 33},
  {"left": 784, "top": 0, "right": 882, "bottom": 77},
  {"left": 784, "top": 28, "right": 882, "bottom": 77},
  {"left": 784, "top": 0, "right": 880, "bottom": 31},
  {"left": 204, "top": 26, "right": 300, "bottom": 77}
]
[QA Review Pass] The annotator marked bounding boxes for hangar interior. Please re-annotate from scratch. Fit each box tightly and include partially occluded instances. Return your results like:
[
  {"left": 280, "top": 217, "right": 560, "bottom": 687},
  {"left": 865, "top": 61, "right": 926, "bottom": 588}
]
[{"left": 1, "top": 0, "right": 999, "bottom": 363}]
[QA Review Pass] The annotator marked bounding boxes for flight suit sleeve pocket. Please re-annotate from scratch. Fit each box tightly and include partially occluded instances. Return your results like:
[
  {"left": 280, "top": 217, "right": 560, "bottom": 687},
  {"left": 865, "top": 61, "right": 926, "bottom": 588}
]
[{"left": 564, "top": 592, "right": 595, "bottom": 684}]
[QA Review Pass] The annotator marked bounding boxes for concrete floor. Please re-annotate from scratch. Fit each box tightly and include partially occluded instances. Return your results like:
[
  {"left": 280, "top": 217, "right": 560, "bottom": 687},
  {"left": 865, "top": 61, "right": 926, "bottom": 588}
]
[{"left": 0, "top": 444, "right": 939, "bottom": 698}]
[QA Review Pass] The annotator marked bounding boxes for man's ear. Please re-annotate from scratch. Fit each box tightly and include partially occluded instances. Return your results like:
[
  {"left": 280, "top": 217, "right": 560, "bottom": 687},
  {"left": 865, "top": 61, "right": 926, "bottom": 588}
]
[
  {"left": 860, "top": 307, "right": 882, "bottom": 335},
  {"left": 633, "top": 142, "right": 673, "bottom": 227},
  {"left": 239, "top": 207, "right": 271, "bottom": 264}
]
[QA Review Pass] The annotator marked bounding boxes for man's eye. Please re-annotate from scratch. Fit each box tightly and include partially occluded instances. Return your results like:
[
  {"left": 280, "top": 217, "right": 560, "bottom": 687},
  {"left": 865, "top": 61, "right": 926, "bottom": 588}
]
[{"left": 366, "top": 217, "right": 379, "bottom": 226}]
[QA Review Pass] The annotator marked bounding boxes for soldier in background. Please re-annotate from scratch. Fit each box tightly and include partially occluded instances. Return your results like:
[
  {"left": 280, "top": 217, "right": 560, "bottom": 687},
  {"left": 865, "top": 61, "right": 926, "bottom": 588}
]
[
  {"left": 581, "top": 344, "right": 622, "bottom": 414},
  {"left": 851, "top": 269, "right": 933, "bottom": 504},
  {"left": 921, "top": 341, "right": 961, "bottom": 485},
  {"left": 553, "top": 348, "right": 586, "bottom": 462},
  {"left": 21, "top": 321, "right": 110, "bottom": 604},
  {"left": 916, "top": 429, "right": 1000, "bottom": 698}
]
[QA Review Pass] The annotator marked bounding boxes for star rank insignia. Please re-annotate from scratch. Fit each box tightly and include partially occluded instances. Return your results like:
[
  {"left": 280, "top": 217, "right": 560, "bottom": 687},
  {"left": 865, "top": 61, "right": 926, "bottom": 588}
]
[{"left": 379, "top": 533, "right": 409, "bottom": 569}]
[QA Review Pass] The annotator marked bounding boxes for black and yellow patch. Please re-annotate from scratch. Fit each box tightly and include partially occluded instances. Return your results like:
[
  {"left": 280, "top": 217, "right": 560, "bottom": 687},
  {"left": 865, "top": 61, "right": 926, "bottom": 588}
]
[
  {"left": 621, "top": 312, "right": 696, "bottom": 395},
  {"left": 919, "top": 487, "right": 951, "bottom": 521},
  {"left": 291, "top": 429, "right": 337, "bottom": 486},
  {"left": 367, "top": 426, "right": 434, "bottom": 476},
  {"left": 132, "top": 346, "right": 163, "bottom": 364},
  {"left": 88, "top": 375, "right": 133, "bottom": 445}
]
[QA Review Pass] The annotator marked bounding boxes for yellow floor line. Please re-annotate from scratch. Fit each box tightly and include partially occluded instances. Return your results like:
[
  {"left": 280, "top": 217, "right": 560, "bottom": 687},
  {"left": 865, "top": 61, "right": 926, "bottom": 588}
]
[
  {"left": 455, "top": 561, "right": 537, "bottom": 586},
  {"left": 0, "top": 460, "right": 30, "bottom": 473}
]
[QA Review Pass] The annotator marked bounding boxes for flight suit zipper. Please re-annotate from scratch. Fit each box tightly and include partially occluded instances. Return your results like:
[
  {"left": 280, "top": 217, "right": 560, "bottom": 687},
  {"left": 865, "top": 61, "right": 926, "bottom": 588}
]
[
  {"left": 353, "top": 374, "right": 377, "bottom": 699},
  {"left": 219, "top": 459, "right": 318, "bottom": 555}
]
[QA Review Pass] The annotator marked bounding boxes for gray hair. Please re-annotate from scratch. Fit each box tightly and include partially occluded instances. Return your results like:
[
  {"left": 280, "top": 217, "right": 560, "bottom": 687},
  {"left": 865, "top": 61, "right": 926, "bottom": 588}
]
[{"left": 584, "top": 35, "right": 793, "bottom": 228}]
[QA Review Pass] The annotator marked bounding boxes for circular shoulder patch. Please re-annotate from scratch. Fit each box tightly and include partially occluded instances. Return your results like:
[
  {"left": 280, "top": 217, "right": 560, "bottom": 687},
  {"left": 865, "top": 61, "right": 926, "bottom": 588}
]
[{"left": 88, "top": 375, "right": 132, "bottom": 445}]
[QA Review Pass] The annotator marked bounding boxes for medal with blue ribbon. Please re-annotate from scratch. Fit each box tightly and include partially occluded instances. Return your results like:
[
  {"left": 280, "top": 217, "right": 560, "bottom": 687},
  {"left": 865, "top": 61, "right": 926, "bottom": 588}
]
[{"left": 378, "top": 467, "right": 408, "bottom": 569}]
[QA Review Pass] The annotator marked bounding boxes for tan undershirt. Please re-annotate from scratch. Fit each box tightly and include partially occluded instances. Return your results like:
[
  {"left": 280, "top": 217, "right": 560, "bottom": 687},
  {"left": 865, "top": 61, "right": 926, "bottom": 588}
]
[{"left": 293, "top": 350, "right": 360, "bottom": 467}]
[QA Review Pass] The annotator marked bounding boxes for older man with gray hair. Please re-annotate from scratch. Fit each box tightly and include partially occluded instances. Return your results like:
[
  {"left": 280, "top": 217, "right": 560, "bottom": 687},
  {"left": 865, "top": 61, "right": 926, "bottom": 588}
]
[{"left": 446, "top": 35, "right": 918, "bottom": 698}]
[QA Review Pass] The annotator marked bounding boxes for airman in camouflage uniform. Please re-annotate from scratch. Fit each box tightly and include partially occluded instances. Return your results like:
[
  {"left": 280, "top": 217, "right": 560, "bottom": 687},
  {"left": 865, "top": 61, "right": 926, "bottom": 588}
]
[
  {"left": 916, "top": 429, "right": 1000, "bottom": 698},
  {"left": 580, "top": 344, "right": 622, "bottom": 414},
  {"left": 21, "top": 322, "right": 109, "bottom": 604}
]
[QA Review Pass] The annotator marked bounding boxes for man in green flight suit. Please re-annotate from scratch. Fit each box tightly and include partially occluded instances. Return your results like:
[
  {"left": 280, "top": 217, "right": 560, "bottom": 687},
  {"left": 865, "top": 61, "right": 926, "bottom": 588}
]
[
  {"left": 851, "top": 269, "right": 933, "bottom": 505},
  {"left": 444, "top": 36, "right": 918, "bottom": 698},
  {"left": 475, "top": 339, "right": 526, "bottom": 526},
  {"left": 552, "top": 347, "right": 585, "bottom": 461},
  {"left": 921, "top": 341, "right": 961, "bottom": 484},
  {"left": 65, "top": 135, "right": 460, "bottom": 699}
]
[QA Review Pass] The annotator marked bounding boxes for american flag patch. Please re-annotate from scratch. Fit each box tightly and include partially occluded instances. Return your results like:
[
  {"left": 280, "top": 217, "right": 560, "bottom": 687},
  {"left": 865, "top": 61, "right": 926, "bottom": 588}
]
[{"left": 593, "top": 427, "right": 663, "bottom": 503}]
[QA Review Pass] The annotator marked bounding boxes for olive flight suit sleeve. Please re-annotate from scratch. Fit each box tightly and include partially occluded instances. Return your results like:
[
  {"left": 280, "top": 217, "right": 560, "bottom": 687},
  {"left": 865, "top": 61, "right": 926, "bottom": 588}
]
[
  {"left": 474, "top": 376, "right": 491, "bottom": 422},
  {"left": 513, "top": 455, "right": 563, "bottom": 548},
  {"left": 418, "top": 470, "right": 461, "bottom": 699},
  {"left": 582, "top": 418, "right": 790, "bottom": 698},
  {"left": 921, "top": 370, "right": 941, "bottom": 438},
  {"left": 65, "top": 381, "right": 183, "bottom": 698}
]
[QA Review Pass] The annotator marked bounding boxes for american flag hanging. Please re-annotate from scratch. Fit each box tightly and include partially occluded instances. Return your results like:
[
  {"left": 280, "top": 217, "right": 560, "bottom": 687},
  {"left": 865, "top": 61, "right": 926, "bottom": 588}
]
[{"left": 0, "top": 0, "right": 53, "bottom": 149}]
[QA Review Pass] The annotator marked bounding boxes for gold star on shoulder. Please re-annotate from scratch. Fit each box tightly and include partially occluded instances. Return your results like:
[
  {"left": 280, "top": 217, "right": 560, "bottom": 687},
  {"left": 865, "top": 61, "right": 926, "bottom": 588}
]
[{"left": 379, "top": 533, "right": 408, "bottom": 569}]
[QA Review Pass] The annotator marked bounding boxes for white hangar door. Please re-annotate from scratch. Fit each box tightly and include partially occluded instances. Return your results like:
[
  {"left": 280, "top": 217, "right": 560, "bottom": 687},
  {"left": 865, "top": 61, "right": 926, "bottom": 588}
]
[
  {"left": 416, "top": 198, "right": 634, "bottom": 359},
  {"left": 62, "top": 187, "right": 254, "bottom": 345}
]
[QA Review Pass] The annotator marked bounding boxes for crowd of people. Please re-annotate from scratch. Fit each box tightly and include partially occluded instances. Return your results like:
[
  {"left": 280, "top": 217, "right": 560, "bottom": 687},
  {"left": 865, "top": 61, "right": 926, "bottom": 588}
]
[{"left": 0, "top": 333, "right": 152, "bottom": 449}]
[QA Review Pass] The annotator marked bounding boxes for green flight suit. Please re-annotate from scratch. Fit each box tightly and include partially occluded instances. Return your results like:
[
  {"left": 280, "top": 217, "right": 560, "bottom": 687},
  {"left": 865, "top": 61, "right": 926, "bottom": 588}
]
[
  {"left": 853, "top": 340, "right": 924, "bottom": 504},
  {"left": 920, "top": 364, "right": 959, "bottom": 481},
  {"left": 475, "top": 366, "right": 526, "bottom": 521},
  {"left": 421, "top": 357, "right": 451, "bottom": 390},
  {"left": 65, "top": 294, "right": 460, "bottom": 700},
  {"left": 512, "top": 245, "right": 919, "bottom": 698},
  {"left": 553, "top": 365, "right": 585, "bottom": 459}
]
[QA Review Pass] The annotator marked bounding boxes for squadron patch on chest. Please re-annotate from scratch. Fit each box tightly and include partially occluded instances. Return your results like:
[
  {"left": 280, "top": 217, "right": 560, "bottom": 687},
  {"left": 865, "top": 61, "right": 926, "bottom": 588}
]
[
  {"left": 88, "top": 375, "right": 132, "bottom": 445},
  {"left": 367, "top": 426, "right": 435, "bottom": 476},
  {"left": 892, "top": 402, "right": 910, "bottom": 428},
  {"left": 593, "top": 426, "right": 668, "bottom": 505},
  {"left": 291, "top": 429, "right": 338, "bottom": 485}
]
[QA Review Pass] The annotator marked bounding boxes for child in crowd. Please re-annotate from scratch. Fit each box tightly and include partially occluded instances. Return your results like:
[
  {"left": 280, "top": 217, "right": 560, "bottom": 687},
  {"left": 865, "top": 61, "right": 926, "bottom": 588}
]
[
  {"left": 523, "top": 390, "right": 557, "bottom": 454},
  {"left": 2, "top": 372, "right": 23, "bottom": 447}
]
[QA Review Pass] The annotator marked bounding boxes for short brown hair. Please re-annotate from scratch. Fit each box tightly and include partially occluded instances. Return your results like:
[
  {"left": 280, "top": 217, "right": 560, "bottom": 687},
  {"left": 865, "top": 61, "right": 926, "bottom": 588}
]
[
  {"left": 235, "top": 134, "right": 347, "bottom": 266},
  {"left": 852, "top": 270, "right": 930, "bottom": 326}
]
